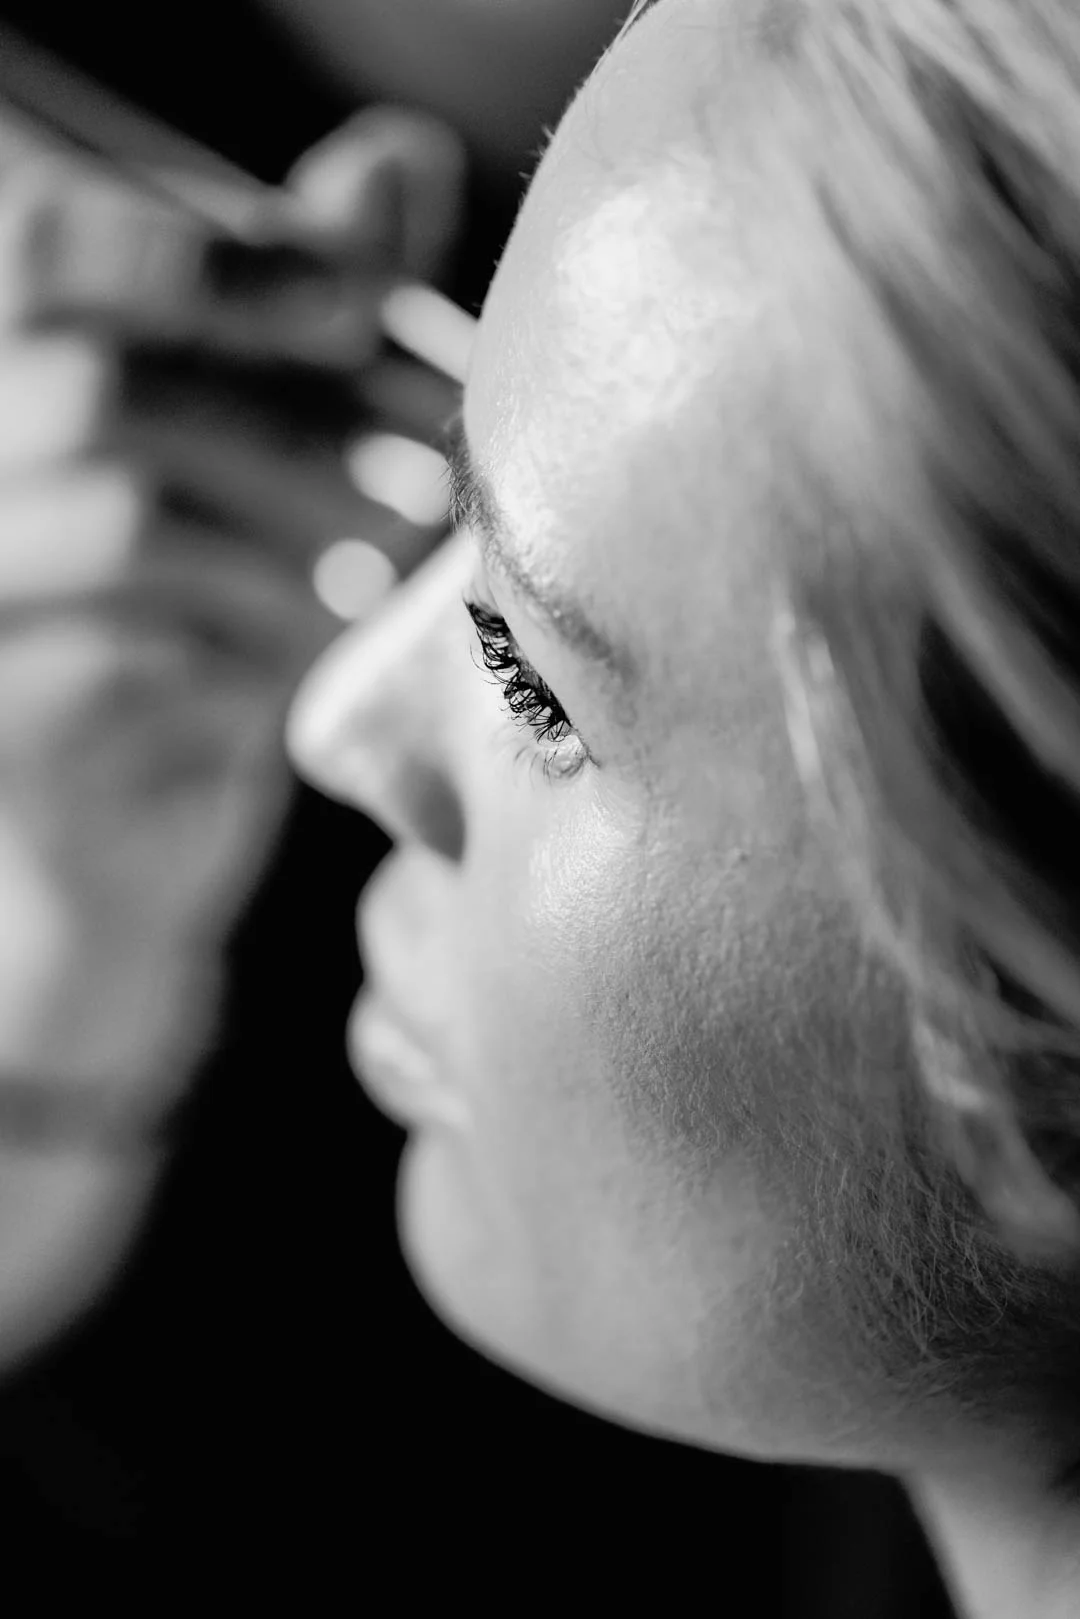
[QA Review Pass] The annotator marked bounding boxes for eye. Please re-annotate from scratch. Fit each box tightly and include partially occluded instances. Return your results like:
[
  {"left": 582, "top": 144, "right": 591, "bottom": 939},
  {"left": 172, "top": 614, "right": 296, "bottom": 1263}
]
[{"left": 463, "top": 597, "right": 592, "bottom": 782}]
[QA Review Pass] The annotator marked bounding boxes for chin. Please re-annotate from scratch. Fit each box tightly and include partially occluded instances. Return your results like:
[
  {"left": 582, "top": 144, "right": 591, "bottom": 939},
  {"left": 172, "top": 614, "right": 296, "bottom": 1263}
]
[
  {"left": 393, "top": 1133, "right": 912, "bottom": 1472},
  {"left": 393, "top": 1132, "right": 752, "bottom": 1455}
]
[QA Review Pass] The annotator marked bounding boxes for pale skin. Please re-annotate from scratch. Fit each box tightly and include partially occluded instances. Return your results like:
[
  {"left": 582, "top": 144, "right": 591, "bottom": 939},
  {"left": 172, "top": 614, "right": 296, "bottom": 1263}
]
[
  {"left": 0, "top": 2, "right": 1077, "bottom": 1614},
  {"left": 287, "top": 4, "right": 1080, "bottom": 1616}
]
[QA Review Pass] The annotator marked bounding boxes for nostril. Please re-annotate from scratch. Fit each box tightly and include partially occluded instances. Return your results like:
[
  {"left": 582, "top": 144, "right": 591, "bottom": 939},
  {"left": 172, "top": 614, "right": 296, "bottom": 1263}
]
[
  {"left": 410, "top": 763, "right": 465, "bottom": 864},
  {"left": 286, "top": 667, "right": 465, "bottom": 857}
]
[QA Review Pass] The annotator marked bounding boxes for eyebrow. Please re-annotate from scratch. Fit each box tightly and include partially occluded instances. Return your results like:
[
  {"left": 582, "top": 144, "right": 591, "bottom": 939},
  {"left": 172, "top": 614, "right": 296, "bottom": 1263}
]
[{"left": 442, "top": 413, "right": 636, "bottom": 685}]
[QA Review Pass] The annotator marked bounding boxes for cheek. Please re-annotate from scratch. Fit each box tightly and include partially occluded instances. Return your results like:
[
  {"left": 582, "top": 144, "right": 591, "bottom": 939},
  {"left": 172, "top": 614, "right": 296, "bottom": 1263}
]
[
  {"left": 425, "top": 783, "right": 678, "bottom": 1342},
  {"left": 458, "top": 777, "right": 759, "bottom": 1177},
  {"left": 421, "top": 780, "right": 762, "bottom": 1397},
  {"left": 451, "top": 781, "right": 648, "bottom": 1205},
  {"left": 406, "top": 756, "right": 898, "bottom": 1452},
  {"left": 454, "top": 778, "right": 684, "bottom": 1168},
  {"left": 442, "top": 752, "right": 810, "bottom": 1263}
]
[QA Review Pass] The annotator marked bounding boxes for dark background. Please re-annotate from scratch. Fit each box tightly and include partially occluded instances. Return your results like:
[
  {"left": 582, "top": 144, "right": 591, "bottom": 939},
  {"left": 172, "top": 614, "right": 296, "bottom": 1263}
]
[{"left": 0, "top": 4, "right": 956, "bottom": 1607}]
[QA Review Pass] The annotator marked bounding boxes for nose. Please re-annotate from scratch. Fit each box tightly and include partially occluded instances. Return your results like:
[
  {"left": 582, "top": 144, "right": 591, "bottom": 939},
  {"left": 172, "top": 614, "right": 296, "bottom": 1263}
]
[{"left": 286, "top": 530, "right": 471, "bottom": 859}]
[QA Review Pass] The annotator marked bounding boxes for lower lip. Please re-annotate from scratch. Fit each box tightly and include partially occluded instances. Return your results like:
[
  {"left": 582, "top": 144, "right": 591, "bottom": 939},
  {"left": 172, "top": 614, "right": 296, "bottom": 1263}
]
[{"left": 348, "top": 996, "right": 466, "bottom": 1131}]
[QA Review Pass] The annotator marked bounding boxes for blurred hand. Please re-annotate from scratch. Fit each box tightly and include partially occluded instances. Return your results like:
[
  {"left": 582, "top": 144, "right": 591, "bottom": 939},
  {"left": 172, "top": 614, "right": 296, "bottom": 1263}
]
[{"left": 0, "top": 104, "right": 466, "bottom": 1116}]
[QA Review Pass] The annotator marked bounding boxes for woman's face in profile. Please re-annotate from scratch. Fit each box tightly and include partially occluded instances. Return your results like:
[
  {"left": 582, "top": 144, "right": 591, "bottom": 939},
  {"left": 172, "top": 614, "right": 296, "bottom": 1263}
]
[{"left": 290, "top": 0, "right": 936, "bottom": 1469}]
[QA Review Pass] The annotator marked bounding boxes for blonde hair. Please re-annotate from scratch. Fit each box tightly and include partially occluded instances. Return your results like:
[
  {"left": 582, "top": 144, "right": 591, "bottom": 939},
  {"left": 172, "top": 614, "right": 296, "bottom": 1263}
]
[{"left": 771, "top": 0, "right": 1080, "bottom": 1251}]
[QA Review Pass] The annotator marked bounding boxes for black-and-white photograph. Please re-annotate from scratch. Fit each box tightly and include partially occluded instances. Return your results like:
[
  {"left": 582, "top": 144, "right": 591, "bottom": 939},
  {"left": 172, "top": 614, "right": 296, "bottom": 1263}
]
[{"left": 0, "top": 4, "right": 1075, "bottom": 1612}]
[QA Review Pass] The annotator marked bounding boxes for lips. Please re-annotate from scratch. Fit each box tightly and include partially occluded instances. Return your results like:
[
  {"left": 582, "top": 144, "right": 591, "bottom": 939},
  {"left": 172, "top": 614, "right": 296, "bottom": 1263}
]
[
  {"left": 347, "top": 989, "right": 467, "bottom": 1130},
  {"left": 350, "top": 852, "right": 466, "bottom": 1128}
]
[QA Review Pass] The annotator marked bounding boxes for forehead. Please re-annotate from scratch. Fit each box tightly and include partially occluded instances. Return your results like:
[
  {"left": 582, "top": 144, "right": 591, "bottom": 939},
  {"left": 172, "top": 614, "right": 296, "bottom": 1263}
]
[{"left": 465, "top": 0, "right": 821, "bottom": 744}]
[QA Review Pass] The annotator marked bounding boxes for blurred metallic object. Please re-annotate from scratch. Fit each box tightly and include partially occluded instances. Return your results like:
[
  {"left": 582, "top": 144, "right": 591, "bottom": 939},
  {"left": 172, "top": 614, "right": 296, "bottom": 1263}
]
[
  {"left": 0, "top": 20, "right": 474, "bottom": 383},
  {"left": 313, "top": 539, "right": 397, "bottom": 622},
  {"left": 347, "top": 434, "right": 450, "bottom": 529}
]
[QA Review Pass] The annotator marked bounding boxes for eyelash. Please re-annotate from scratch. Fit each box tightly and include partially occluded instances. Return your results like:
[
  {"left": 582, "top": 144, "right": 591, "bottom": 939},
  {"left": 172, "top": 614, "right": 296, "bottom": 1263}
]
[{"left": 463, "top": 597, "right": 591, "bottom": 783}]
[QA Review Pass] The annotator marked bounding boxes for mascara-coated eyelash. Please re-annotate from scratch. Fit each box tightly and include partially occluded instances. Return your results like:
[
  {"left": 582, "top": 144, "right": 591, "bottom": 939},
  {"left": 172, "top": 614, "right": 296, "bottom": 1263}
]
[{"left": 464, "top": 597, "right": 590, "bottom": 781}]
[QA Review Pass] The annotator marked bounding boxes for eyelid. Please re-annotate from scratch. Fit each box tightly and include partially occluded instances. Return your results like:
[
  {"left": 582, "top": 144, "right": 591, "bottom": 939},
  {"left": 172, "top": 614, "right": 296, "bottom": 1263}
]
[
  {"left": 463, "top": 591, "right": 594, "bottom": 779},
  {"left": 466, "top": 574, "right": 551, "bottom": 699},
  {"left": 478, "top": 539, "right": 560, "bottom": 650},
  {"left": 469, "top": 553, "right": 554, "bottom": 674},
  {"left": 467, "top": 541, "right": 602, "bottom": 765}
]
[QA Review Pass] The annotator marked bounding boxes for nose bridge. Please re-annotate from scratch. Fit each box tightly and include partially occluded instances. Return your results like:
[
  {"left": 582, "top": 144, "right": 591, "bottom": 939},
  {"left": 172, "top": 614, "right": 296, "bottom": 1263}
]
[{"left": 286, "top": 530, "right": 473, "bottom": 852}]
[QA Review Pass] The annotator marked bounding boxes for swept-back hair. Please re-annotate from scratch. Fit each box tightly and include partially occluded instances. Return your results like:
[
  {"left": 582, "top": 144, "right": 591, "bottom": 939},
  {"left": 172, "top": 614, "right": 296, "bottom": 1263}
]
[
  {"left": 769, "top": 0, "right": 1080, "bottom": 1232},
  {"left": 615, "top": 0, "right": 1080, "bottom": 1416}
]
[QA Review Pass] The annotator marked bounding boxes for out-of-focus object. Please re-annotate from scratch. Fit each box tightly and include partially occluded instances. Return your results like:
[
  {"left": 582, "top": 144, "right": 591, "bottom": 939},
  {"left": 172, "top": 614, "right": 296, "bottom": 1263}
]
[
  {"left": 380, "top": 284, "right": 474, "bottom": 393},
  {"left": 0, "top": 17, "right": 291, "bottom": 238},
  {"left": 347, "top": 434, "right": 450, "bottom": 530},
  {"left": 313, "top": 539, "right": 397, "bottom": 622},
  {"left": 320, "top": 434, "right": 451, "bottom": 619},
  {"left": 255, "top": 0, "right": 634, "bottom": 184},
  {"left": 0, "top": 19, "right": 474, "bottom": 383}
]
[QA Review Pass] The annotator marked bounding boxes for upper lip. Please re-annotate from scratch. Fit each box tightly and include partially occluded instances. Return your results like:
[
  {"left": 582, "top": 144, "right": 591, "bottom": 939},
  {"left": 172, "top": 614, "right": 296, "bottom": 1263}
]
[
  {"left": 350, "top": 863, "right": 470, "bottom": 1127},
  {"left": 348, "top": 983, "right": 422, "bottom": 1060},
  {"left": 355, "top": 977, "right": 427, "bottom": 1050},
  {"left": 355, "top": 928, "right": 438, "bottom": 1055},
  {"left": 355, "top": 902, "right": 439, "bottom": 1059},
  {"left": 347, "top": 986, "right": 467, "bottom": 1131}
]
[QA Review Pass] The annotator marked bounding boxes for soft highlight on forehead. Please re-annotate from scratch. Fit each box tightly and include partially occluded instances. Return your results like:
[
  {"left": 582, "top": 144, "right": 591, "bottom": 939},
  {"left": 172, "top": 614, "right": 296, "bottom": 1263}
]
[
  {"left": 551, "top": 160, "right": 771, "bottom": 429},
  {"left": 463, "top": 0, "right": 857, "bottom": 760},
  {"left": 476, "top": 0, "right": 816, "bottom": 455}
]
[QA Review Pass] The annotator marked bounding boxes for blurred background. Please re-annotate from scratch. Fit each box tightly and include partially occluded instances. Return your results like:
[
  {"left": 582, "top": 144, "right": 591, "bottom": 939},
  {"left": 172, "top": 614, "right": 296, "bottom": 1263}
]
[{"left": 0, "top": 2, "right": 957, "bottom": 1606}]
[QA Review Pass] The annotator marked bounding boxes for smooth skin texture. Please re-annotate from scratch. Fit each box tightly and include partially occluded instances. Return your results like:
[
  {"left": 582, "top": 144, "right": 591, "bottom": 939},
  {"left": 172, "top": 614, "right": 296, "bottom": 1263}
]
[
  {"left": 290, "top": 0, "right": 945, "bottom": 1468},
  {"left": 289, "top": 5, "right": 1080, "bottom": 1611}
]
